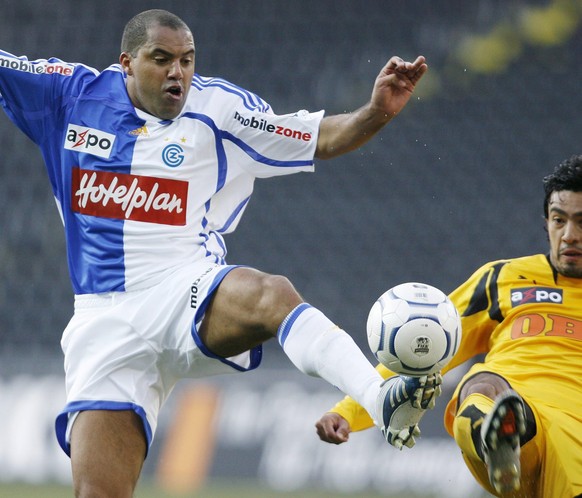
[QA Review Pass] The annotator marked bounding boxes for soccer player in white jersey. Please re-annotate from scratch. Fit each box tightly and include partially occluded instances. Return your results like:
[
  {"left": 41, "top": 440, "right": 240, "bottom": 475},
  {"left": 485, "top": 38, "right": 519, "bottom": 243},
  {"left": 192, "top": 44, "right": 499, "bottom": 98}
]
[{"left": 0, "top": 9, "right": 439, "bottom": 497}]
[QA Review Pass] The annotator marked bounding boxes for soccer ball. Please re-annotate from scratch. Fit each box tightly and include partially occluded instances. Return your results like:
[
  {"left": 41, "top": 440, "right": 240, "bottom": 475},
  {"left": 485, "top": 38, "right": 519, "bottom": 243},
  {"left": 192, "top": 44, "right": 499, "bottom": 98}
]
[{"left": 366, "top": 282, "right": 461, "bottom": 376}]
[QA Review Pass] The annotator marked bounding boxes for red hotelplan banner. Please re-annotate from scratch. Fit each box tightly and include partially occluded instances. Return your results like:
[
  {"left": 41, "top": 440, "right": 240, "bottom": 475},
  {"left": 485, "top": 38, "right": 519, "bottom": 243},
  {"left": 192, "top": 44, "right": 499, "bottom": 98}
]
[{"left": 71, "top": 167, "right": 188, "bottom": 225}]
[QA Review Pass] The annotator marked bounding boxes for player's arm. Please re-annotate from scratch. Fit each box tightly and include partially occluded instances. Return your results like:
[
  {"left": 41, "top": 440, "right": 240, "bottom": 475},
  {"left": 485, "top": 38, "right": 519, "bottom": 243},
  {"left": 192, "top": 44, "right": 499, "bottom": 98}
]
[
  {"left": 315, "top": 55, "right": 427, "bottom": 159},
  {"left": 0, "top": 50, "right": 89, "bottom": 143},
  {"left": 316, "top": 363, "right": 392, "bottom": 444},
  {"left": 318, "top": 368, "right": 443, "bottom": 450},
  {"left": 316, "top": 396, "right": 375, "bottom": 444}
]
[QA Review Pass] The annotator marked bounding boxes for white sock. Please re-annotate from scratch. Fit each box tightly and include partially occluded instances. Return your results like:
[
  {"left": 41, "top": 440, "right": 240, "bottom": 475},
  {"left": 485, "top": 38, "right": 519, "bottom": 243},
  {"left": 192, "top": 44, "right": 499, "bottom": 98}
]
[{"left": 278, "top": 303, "right": 382, "bottom": 421}]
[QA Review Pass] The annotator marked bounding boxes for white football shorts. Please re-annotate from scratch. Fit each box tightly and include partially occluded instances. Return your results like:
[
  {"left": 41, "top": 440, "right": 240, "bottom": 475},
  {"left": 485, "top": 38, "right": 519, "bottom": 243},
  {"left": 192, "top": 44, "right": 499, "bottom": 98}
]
[{"left": 55, "top": 260, "right": 262, "bottom": 456}]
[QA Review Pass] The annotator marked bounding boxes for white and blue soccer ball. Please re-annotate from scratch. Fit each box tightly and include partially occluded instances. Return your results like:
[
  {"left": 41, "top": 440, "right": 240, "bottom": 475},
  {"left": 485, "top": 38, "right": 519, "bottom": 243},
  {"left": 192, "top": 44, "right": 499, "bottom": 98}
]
[{"left": 366, "top": 282, "right": 461, "bottom": 376}]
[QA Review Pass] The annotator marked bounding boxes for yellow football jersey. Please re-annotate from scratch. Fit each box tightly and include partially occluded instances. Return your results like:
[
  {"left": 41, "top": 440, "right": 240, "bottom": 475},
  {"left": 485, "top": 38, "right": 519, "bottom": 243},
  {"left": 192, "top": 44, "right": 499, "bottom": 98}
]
[
  {"left": 443, "top": 253, "right": 582, "bottom": 434},
  {"left": 330, "top": 254, "right": 582, "bottom": 496},
  {"left": 331, "top": 254, "right": 582, "bottom": 431},
  {"left": 332, "top": 254, "right": 582, "bottom": 432}
]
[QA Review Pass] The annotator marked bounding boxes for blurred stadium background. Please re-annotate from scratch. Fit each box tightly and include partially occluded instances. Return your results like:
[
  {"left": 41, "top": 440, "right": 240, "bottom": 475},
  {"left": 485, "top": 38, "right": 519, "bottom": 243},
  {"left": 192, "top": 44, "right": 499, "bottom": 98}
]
[{"left": 1, "top": 0, "right": 581, "bottom": 496}]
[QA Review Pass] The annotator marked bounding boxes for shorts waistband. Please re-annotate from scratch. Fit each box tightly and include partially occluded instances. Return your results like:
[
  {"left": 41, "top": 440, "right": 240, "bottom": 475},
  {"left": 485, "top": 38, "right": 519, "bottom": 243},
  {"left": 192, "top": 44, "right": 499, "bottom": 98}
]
[{"left": 74, "top": 291, "right": 136, "bottom": 309}]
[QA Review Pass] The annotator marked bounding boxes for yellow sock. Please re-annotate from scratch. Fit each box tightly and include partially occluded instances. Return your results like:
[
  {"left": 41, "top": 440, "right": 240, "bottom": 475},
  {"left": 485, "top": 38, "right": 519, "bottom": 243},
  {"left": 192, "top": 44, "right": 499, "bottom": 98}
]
[{"left": 453, "top": 393, "right": 494, "bottom": 462}]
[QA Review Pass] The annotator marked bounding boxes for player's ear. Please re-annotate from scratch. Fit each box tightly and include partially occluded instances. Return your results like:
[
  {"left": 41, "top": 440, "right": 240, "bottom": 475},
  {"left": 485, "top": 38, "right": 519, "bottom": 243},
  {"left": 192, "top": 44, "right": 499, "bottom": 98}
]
[{"left": 119, "top": 52, "right": 133, "bottom": 76}]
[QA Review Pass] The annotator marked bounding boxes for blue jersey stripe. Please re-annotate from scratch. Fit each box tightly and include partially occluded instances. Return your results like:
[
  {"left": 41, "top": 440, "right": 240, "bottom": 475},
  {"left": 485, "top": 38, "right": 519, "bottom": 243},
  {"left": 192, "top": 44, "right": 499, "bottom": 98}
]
[
  {"left": 181, "top": 112, "right": 228, "bottom": 191},
  {"left": 192, "top": 74, "right": 271, "bottom": 112},
  {"left": 222, "top": 130, "right": 314, "bottom": 167},
  {"left": 61, "top": 70, "right": 143, "bottom": 293}
]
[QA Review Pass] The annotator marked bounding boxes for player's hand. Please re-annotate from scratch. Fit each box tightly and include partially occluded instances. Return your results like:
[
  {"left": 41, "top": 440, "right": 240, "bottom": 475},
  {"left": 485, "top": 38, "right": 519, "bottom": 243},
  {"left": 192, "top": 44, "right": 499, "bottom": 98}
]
[
  {"left": 371, "top": 55, "right": 428, "bottom": 119},
  {"left": 315, "top": 412, "right": 351, "bottom": 444}
]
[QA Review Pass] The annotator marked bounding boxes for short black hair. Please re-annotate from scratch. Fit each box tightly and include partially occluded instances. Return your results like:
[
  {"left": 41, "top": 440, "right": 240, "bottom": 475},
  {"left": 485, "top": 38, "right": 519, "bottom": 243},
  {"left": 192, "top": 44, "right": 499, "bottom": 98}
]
[
  {"left": 543, "top": 155, "right": 582, "bottom": 218},
  {"left": 121, "top": 9, "right": 190, "bottom": 55}
]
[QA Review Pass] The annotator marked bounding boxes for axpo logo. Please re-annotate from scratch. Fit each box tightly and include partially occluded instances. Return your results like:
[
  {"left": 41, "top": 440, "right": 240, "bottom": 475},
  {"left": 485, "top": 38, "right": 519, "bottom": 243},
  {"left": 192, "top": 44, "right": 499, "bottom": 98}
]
[
  {"left": 64, "top": 124, "right": 115, "bottom": 159},
  {"left": 511, "top": 287, "right": 563, "bottom": 307}
]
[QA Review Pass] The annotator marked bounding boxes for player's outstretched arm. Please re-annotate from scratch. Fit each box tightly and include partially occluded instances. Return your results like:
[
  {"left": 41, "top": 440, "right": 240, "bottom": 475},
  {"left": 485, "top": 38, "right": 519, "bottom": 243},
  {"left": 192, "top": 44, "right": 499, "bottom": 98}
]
[
  {"left": 315, "top": 55, "right": 427, "bottom": 159},
  {"left": 316, "top": 372, "right": 442, "bottom": 448}
]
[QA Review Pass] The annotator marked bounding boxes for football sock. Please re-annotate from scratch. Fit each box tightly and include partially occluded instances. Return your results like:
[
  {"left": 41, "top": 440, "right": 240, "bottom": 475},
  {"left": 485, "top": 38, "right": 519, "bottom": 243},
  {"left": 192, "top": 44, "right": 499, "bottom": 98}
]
[
  {"left": 278, "top": 303, "right": 382, "bottom": 421},
  {"left": 453, "top": 392, "right": 494, "bottom": 462}
]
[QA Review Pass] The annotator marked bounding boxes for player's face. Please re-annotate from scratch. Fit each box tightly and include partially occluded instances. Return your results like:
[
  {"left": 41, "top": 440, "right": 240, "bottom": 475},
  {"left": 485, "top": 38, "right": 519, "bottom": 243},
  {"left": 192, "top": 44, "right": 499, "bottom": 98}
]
[
  {"left": 121, "top": 24, "right": 195, "bottom": 120},
  {"left": 547, "top": 190, "right": 582, "bottom": 278}
]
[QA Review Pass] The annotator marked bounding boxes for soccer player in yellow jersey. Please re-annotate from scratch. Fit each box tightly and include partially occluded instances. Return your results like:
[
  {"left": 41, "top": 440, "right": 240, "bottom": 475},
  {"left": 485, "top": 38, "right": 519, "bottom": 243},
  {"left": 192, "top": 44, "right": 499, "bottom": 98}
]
[{"left": 315, "top": 155, "right": 582, "bottom": 498}]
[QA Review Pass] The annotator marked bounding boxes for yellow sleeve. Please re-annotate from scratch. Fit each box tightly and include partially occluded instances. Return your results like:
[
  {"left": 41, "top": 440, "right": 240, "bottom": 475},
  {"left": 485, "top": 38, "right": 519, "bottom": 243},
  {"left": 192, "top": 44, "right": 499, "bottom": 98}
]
[
  {"left": 443, "top": 259, "right": 508, "bottom": 372},
  {"left": 329, "top": 363, "right": 394, "bottom": 431}
]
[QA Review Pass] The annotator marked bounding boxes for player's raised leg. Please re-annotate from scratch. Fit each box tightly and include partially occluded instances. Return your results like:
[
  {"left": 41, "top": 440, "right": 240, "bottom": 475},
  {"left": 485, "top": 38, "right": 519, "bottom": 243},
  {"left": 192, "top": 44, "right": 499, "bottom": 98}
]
[
  {"left": 200, "top": 267, "right": 383, "bottom": 415},
  {"left": 481, "top": 390, "right": 526, "bottom": 494},
  {"left": 200, "top": 267, "right": 441, "bottom": 437}
]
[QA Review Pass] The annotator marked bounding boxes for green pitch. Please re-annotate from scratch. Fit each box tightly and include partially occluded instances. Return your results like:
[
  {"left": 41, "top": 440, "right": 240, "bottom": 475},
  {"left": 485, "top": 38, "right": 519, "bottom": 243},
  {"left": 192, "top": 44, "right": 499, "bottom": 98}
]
[{"left": 0, "top": 480, "right": 491, "bottom": 498}]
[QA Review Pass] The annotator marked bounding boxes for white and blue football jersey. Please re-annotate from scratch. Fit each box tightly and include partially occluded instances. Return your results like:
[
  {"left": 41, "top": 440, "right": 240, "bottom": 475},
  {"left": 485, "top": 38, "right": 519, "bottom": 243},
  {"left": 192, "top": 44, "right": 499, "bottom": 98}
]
[{"left": 0, "top": 50, "right": 323, "bottom": 294}]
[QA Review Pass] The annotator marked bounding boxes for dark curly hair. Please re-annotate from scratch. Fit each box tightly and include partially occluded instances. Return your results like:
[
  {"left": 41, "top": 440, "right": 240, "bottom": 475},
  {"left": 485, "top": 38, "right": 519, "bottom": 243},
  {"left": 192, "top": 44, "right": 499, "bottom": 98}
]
[
  {"left": 121, "top": 9, "right": 190, "bottom": 56},
  {"left": 543, "top": 155, "right": 582, "bottom": 219}
]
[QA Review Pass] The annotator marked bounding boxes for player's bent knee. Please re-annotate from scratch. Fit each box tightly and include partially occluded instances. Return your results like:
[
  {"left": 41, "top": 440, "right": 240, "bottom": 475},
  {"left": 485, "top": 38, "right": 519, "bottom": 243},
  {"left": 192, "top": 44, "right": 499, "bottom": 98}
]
[
  {"left": 258, "top": 273, "right": 303, "bottom": 317},
  {"left": 263, "top": 273, "right": 301, "bottom": 301},
  {"left": 460, "top": 372, "right": 512, "bottom": 401},
  {"left": 216, "top": 268, "right": 304, "bottom": 337},
  {"left": 234, "top": 272, "right": 304, "bottom": 335}
]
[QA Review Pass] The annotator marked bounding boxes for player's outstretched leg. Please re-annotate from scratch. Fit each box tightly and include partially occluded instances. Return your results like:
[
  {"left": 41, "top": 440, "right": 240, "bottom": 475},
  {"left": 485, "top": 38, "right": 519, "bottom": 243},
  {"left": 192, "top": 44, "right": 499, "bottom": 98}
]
[
  {"left": 480, "top": 390, "right": 526, "bottom": 494},
  {"left": 376, "top": 373, "right": 442, "bottom": 449}
]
